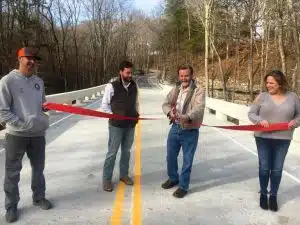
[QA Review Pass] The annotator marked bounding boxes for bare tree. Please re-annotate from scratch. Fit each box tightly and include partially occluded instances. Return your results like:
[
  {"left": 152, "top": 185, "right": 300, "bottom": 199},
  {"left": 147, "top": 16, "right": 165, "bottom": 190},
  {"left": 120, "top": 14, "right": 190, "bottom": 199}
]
[
  {"left": 185, "top": 0, "right": 214, "bottom": 96},
  {"left": 275, "top": 0, "right": 287, "bottom": 76},
  {"left": 288, "top": 0, "right": 300, "bottom": 91}
]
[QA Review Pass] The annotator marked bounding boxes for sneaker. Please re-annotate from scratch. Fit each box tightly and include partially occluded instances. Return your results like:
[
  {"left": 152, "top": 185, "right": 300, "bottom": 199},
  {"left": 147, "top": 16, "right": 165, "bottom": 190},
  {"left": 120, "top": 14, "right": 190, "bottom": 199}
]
[
  {"left": 161, "top": 179, "right": 179, "bottom": 189},
  {"left": 103, "top": 180, "right": 113, "bottom": 192},
  {"left": 120, "top": 176, "right": 134, "bottom": 185},
  {"left": 5, "top": 205, "right": 18, "bottom": 223},
  {"left": 33, "top": 198, "right": 53, "bottom": 210},
  {"left": 269, "top": 195, "right": 278, "bottom": 212},
  {"left": 173, "top": 188, "right": 187, "bottom": 198},
  {"left": 260, "top": 194, "right": 268, "bottom": 210}
]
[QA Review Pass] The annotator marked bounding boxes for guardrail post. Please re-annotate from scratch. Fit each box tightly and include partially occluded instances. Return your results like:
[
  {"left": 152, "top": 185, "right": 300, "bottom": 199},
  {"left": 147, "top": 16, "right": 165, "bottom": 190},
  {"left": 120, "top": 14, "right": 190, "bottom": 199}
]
[
  {"left": 65, "top": 100, "right": 73, "bottom": 105},
  {"left": 216, "top": 111, "right": 227, "bottom": 121},
  {"left": 76, "top": 99, "right": 82, "bottom": 105},
  {"left": 238, "top": 120, "right": 250, "bottom": 125},
  {"left": 44, "top": 111, "right": 51, "bottom": 116},
  {"left": 293, "top": 129, "right": 300, "bottom": 143},
  {"left": 205, "top": 107, "right": 210, "bottom": 114}
]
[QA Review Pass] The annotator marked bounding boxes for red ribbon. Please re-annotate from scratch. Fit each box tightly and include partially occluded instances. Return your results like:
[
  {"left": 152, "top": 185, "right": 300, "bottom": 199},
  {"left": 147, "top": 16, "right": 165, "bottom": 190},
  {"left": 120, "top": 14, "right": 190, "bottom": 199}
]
[
  {"left": 43, "top": 102, "right": 290, "bottom": 132},
  {"left": 200, "top": 123, "right": 289, "bottom": 131},
  {"left": 43, "top": 102, "right": 157, "bottom": 120}
]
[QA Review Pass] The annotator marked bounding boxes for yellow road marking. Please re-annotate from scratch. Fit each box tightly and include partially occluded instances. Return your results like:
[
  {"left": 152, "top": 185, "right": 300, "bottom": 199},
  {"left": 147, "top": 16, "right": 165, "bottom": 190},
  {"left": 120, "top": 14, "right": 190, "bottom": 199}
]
[
  {"left": 132, "top": 119, "right": 142, "bottom": 225},
  {"left": 111, "top": 182, "right": 126, "bottom": 225},
  {"left": 110, "top": 93, "right": 142, "bottom": 225},
  {"left": 132, "top": 93, "right": 142, "bottom": 225}
]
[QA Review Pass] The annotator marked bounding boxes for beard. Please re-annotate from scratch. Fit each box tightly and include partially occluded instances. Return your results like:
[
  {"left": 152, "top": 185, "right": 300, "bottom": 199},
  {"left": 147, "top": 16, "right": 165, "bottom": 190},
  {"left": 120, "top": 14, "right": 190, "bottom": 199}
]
[
  {"left": 122, "top": 76, "right": 132, "bottom": 83},
  {"left": 181, "top": 80, "right": 191, "bottom": 87}
]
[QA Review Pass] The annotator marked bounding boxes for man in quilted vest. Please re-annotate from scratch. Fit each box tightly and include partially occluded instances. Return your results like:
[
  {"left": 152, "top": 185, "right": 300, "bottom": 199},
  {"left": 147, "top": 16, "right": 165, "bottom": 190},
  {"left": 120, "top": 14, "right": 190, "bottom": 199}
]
[{"left": 101, "top": 60, "right": 139, "bottom": 192}]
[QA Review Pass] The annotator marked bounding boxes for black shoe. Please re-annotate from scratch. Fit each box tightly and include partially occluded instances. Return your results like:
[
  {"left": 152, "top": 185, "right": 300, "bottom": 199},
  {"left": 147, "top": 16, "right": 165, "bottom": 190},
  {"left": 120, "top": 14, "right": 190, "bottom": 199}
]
[
  {"left": 5, "top": 205, "right": 18, "bottom": 223},
  {"left": 260, "top": 194, "right": 268, "bottom": 210},
  {"left": 173, "top": 188, "right": 188, "bottom": 198},
  {"left": 161, "top": 179, "right": 179, "bottom": 189},
  {"left": 103, "top": 180, "right": 114, "bottom": 192},
  {"left": 33, "top": 198, "right": 53, "bottom": 210},
  {"left": 269, "top": 195, "right": 278, "bottom": 212}
]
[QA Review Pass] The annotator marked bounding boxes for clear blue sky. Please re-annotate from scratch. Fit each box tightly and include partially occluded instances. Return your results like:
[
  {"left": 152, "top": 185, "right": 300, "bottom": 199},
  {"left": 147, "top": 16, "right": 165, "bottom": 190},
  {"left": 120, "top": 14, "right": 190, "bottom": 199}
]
[{"left": 134, "top": 0, "right": 163, "bottom": 15}]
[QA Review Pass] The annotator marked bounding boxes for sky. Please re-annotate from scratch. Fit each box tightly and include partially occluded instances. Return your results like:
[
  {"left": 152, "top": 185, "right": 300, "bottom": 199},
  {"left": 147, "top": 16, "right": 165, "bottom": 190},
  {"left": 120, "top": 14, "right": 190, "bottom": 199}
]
[{"left": 133, "top": 0, "right": 163, "bottom": 15}]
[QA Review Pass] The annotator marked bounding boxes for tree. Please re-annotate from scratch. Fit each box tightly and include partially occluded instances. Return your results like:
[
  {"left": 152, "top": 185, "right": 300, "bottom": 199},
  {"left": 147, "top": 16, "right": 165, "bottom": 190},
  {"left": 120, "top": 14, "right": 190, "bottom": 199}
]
[{"left": 185, "top": 0, "right": 214, "bottom": 96}]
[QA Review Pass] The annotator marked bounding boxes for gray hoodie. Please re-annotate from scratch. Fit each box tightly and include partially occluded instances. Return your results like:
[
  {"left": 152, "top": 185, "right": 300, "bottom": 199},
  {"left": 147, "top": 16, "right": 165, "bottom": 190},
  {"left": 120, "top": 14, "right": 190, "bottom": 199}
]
[{"left": 0, "top": 69, "right": 49, "bottom": 137}]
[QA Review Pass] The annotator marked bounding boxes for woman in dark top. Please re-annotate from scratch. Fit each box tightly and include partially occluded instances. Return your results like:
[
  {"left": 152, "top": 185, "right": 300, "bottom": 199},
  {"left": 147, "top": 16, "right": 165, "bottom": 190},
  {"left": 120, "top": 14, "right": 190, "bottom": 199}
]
[{"left": 248, "top": 70, "right": 300, "bottom": 211}]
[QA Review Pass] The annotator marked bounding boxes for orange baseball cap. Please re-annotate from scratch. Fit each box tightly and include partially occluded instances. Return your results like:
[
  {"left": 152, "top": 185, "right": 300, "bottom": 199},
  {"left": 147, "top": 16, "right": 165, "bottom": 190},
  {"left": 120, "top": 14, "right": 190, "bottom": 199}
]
[{"left": 17, "top": 47, "right": 42, "bottom": 60}]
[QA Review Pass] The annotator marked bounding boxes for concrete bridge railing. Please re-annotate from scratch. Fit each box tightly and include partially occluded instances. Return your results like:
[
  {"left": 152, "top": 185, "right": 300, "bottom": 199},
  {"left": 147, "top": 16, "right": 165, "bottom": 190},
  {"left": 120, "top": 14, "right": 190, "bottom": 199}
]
[
  {"left": 45, "top": 84, "right": 106, "bottom": 105},
  {"left": 206, "top": 97, "right": 300, "bottom": 143},
  {"left": 44, "top": 82, "right": 299, "bottom": 143}
]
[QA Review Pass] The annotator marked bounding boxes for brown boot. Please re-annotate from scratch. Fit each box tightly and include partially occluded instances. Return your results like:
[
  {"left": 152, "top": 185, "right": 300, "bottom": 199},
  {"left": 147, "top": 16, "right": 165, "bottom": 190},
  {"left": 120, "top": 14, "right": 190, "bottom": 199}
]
[
  {"left": 103, "top": 180, "right": 113, "bottom": 192},
  {"left": 173, "top": 188, "right": 187, "bottom": 198},
  {"left": 120, "top": 176, "right": 134, "bottom": 185},
  {"left": 161, "top": 179, "right": 179, "bottom": 189}
]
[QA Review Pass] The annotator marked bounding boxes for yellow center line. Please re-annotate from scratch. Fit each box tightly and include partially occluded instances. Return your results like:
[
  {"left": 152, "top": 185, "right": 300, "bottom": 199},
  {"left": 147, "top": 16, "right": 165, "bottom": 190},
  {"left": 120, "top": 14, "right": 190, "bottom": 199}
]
[
  {"left": 132, "top": 120, "right": 142, "bottom": 225},
  {"left": 132, "top": 94, "right": 142, "bottom": 225},
  {"left": 111, "top": 93, "right": 142, "bottom": 225},
  {"left": 110, "top": 182, "right": 126, "bottom": 225}
]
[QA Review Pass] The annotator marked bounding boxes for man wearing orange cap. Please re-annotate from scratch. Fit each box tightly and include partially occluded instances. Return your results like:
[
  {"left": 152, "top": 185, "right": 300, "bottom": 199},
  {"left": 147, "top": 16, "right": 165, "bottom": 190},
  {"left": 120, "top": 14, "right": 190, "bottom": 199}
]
[{"left": 0, "top": 47, "right": 52, "bottom": 223}]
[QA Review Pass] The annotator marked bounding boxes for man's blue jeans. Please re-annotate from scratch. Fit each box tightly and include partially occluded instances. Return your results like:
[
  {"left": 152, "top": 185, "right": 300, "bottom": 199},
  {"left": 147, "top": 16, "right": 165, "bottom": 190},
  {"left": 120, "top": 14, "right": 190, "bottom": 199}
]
[
  {"left": 103, "top": 125, "right": 135, "bottom": 181},
  {"left": 167, "top": 123, "right": 199, "bottom": 191},
  {"left": 255, "top": 137, "right": 291, "bottom": 196}
]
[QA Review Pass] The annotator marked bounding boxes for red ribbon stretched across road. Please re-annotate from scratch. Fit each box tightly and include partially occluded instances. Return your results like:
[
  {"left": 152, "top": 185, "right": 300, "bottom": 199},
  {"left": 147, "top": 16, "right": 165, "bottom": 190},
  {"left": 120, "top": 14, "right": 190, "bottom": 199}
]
[
  {"left": 43, "top": 102, "right": 158, "bottom": 121},
  {"left": 43, "top": 102, "right": 290, "bottom": 132},
  {"left": 200, "top": 123, "right": 289, "bottom": 132}
]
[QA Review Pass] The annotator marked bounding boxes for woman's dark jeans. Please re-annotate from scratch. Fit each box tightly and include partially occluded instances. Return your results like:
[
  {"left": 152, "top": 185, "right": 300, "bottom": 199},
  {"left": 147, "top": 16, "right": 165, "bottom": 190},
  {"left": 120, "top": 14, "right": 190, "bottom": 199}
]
[{"left": 255, "top": 137, "right": 291, "bottom": 196}]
